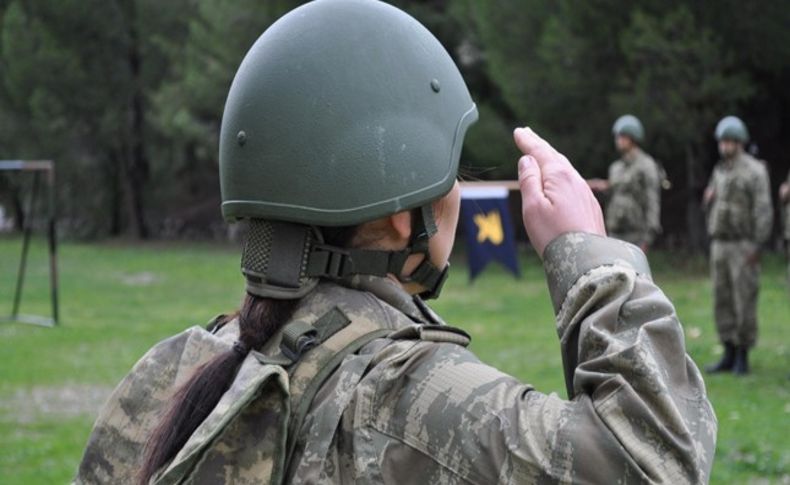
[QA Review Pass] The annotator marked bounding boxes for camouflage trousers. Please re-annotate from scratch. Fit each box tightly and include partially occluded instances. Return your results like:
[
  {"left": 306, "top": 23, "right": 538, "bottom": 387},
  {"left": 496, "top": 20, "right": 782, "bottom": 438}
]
[{"left": 710, "top": 240, "right": 760, "bottom": 348}]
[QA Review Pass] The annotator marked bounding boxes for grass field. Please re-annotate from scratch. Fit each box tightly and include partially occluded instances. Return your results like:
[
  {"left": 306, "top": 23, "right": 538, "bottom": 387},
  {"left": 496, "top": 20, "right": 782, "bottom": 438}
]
[{"left": 1, "top": 235, "right": 788, "bottom": 484}]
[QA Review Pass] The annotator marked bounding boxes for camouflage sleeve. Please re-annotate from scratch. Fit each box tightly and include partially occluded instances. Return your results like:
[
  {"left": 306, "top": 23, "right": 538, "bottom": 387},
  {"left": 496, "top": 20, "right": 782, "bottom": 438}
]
[
  {"left": 542, "top": 233, "right": 716, "bottom": 481},
  {"left": 704, "top": 167, "right": 719, "bottom": 209},
  {"left": 606, "top": 161, "right": 617, "bottom": 188},
  {"left": 751, "top": 164, "right": 773, "bottom": 245},
  {"left": 643, "top": 162, "right": 661, "bottom": 243},
  {"left": 367, "top": 233, "right": 716, "bottom": 484}
]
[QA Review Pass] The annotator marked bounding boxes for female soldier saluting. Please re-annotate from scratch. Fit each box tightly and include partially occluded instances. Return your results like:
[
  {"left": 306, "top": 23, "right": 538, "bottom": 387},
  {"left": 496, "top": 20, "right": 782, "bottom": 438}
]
[{"left": 76, "top": 1, "right": 716, "bottom": 483}]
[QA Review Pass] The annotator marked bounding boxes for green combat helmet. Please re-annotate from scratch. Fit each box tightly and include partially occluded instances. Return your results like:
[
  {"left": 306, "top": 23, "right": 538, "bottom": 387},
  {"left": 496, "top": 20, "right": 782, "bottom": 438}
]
[
  {"left": 612, "top": 114, "right": 644, "bottom": 143},
  {"left": 219, "top": 0, "right": 478, "bottom": 300},
  {"left": 715, "top": 116, "right": 749, "bottom": 143}
]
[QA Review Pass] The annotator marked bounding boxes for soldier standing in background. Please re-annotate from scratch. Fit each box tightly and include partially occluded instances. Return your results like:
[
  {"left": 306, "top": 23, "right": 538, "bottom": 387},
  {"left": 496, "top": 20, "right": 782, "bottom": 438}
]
[
  {"left": 704, "top": 116, "right": 773, "bottom": 375},
  {"left": 588, "top": 115, "right": 662, "bottom": 252}
]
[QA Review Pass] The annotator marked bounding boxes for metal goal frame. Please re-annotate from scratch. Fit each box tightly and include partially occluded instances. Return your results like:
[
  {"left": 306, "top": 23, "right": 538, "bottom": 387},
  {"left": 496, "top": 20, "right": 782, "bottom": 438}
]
[{"left": 0, "top": 160, "right": 59, "bottom": 327}]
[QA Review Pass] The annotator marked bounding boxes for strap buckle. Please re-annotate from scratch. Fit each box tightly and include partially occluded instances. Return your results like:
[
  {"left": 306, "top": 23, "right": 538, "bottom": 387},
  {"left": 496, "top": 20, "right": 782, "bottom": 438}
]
[
  {"left": 280, "top": 320, "right": 318, "bottom": 362},
  {"left": 410, "top": 261, "right": 450, "bottom": 300},
  {"left": 309, "top": 244, "right": 354, "bottom": 279}
]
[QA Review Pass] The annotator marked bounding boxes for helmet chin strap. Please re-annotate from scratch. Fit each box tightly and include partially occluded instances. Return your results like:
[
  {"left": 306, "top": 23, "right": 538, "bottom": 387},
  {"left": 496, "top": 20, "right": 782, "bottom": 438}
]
[
  {"left": 242, "top": 204, "right": 450, "bottom": 301},
  {"left": 305, "top": 203, "right": 449, "bottom": 299},
  {"left": 395, "top": 203, "right": 450, "bottom": 300}
]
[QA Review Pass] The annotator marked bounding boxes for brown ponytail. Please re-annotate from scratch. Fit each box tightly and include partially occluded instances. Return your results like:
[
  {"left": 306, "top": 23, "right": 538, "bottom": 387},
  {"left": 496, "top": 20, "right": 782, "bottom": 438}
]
[{"left": 139, "top": 224, "right": 358, "bottom": 484}]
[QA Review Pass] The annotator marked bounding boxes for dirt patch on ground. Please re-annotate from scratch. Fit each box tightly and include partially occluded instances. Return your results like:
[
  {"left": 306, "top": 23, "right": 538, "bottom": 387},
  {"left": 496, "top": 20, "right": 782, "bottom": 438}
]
[
  {"left": 119, "top": 271, "right": 161, "bottom": 286},
  {"left": 0, "top": 384, "right": 113, "bottom": 424}
]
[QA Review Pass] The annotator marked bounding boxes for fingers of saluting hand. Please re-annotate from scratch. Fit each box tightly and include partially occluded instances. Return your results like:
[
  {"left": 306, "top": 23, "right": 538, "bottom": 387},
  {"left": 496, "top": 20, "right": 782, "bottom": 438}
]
[
  {"left": 517, "top": 155, "right": 546, "bottom": 207},
  {"left": 514, "top": 126, "right": 586, "bottom": 204},
  {"left": 512, "top": 126, "right": 606, "bottom": 257},
  {"left": 513, "top": 127, "right": 573, "bottom": 172}
]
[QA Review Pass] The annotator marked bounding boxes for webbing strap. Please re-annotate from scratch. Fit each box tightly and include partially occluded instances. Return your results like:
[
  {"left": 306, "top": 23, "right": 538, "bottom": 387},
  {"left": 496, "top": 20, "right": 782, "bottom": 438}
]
[
  {"left": 303, "top": 203, "right": 447, "bottom": 300},
  {"left": 280, "top": 320, "right": 317, "bottom": 362},
  {"left": 292, "top": 347, "right": 382, "bottom": 484},
  {"left": 284, "top": 327, "right": 392, "bottom": 474},
  {"left": 306, "top": 245, "right": 410, "bottom": 279},
  {"left": 411, "top": 260, "right": 449, "bottom": 300},
  {"left": 305, "top": 244, "right": 447, "bottom": 300},
  {"left": 314, "top": 307, "right": 351, "bottom": 342},
  {"left": 257, "top": 307, "right": 353, "bottom": 367},
  {"left": 410, "top": 203, "right": 437, "bottom": 252},
  {"left": 277, "top": 306, "right": 473, "bottom": 478},
  {"left": 388, "top": 323, "right": 471, "bottom": 347}
]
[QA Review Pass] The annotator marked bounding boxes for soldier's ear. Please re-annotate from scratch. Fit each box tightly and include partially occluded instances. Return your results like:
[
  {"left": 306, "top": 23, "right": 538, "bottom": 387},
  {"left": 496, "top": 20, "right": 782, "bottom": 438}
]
[{"left": 388, "top": 211, "right": 412, "bottom": 243}]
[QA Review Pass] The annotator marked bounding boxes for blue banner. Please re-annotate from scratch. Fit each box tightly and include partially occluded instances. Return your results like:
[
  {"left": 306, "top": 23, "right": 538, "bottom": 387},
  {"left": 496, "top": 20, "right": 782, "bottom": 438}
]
[{"left": 460, "top": 187, "right": 520, "bottom": 280}]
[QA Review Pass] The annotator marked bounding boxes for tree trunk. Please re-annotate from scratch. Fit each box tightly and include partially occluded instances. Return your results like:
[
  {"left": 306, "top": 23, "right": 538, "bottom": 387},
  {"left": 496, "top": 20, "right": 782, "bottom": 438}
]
[
  {"left": 122, "top": 0, "right": 150, "bottom": 239},
  {"left": 109, "top": 153, "right": 123, "bottom": 236},
  {"left": 684, "top": 143, "right": 707, "bottom": 253}
]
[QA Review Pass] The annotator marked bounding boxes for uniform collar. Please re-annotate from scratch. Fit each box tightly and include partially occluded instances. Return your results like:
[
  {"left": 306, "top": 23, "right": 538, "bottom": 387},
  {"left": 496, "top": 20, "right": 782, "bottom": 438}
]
[
  {"left": 341, "top": 274, "right": 444, "bottom": 324},
  {"left": 722, "top": 150, "right": 747, "bottom": 169},
  {"left": 622, "top": 146, "right": 643, "bottom": 164}
]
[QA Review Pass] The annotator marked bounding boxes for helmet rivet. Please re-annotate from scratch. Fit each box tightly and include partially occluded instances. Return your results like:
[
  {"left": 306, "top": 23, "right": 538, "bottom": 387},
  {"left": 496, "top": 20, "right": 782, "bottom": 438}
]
[
  {"left": 430, "top": 78, "right": 441, "bottom": 93},
  {"left": 237, "top": 130, "right": 247, "bottom": 146}
]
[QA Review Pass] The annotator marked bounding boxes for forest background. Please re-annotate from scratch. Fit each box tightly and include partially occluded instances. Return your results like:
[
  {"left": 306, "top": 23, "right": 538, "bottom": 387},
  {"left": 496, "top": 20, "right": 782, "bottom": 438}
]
[{"left": 1, "top": 0, "right": 789, "bottom": 251}]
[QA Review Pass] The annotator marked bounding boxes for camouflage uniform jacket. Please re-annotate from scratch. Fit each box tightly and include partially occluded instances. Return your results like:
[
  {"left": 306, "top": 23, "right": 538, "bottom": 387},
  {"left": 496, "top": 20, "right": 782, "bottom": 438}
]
[
  {"left": 605, "top": 147, "right": 662, "bottom": 245},
  {"left": 706, "top": 152, "right": 773, "bottom": 244},
  {"left": 76, "top": 233, "right": 716, "bottom": 484}
]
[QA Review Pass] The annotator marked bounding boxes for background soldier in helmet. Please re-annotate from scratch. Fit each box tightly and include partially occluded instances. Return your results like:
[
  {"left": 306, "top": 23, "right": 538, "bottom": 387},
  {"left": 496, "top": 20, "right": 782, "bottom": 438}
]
[
  {"left": 704, "top": 116, "right": 773, "bottom": 375},
  {"left": 588, "top": 114, "right": 662, "bottom": 252},
  {"left": 75, "top": 2, "right": 715, "bottom": 483}
]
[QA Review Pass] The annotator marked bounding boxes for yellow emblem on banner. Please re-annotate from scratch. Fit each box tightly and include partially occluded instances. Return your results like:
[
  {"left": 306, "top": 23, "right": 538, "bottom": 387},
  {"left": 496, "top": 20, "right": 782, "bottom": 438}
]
[{"left": 474, "top": 210, "right": 504, "bottom": 245}]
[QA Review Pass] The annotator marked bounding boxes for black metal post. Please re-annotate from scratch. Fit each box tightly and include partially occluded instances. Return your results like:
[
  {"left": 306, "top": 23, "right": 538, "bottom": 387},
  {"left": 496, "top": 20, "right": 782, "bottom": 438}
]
[
  {"left": 11, "top": 172, "right": 40, "bottom": 319},
  {"left": 47, "top": 168, "right": 59, "bottom": 324}
]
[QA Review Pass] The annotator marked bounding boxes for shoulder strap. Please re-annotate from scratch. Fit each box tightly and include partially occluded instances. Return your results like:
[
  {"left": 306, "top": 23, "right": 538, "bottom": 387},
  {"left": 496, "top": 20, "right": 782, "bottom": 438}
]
[
  {"left": 278, "top": 309, "right": 472, "bottom": 477},
  {"left": 273, "top": 307, "right": 392, "bottom": 474},
  {"left": 154, "top": 306, "right": 471, "bottom": 484}
]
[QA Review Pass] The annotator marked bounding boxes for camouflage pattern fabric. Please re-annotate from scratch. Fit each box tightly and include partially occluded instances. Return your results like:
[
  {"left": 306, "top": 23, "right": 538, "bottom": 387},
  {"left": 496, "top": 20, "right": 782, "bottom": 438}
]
[
  {"left": 705, "top": 151, "right": 772, "bottom": 349},
  {"left": 75, "top": 232, "right": 716, "bottom": 484},
  {"left": 74, "top": 323, "right": 236, "bottom": 484},
  {"left": 705, "top": 152, "right": 773, "bottom": 244},
  {"left": 73, "top": 280, "right": 416, "bottom": 485},
  {"left": 710, "top": 240, "right": 760, "bottom": 348},
  {"left": 605, "top": 147, "right": 662, "bottom": 246},
  {"left": 154, "top": 359, "right": 290, "bottom": 484}
]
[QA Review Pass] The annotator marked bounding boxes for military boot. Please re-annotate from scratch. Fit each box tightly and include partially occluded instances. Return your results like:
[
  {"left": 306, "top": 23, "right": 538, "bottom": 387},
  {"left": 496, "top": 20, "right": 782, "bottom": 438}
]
[
  {"left": 706, "top": 342, "right": 736, "bottom": 373},
  {"left": 733, "top": 346, "right": 750, "bottom": 375}
]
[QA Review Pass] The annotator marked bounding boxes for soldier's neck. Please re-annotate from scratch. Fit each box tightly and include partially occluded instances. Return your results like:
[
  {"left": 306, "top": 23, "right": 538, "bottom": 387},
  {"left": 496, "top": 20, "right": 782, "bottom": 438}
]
[
  {"left": 622, "top": 146, "right": 641, "bottom": 162},
  {"left": 722, "top": 149, "right": 743, "bottom": 167}
]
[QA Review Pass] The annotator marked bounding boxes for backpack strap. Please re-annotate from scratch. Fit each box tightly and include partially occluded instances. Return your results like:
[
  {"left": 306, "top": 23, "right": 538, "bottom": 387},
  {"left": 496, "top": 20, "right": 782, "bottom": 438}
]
[
  {"left": 279, "top": 309, "right": 472, "bottom": 479},
  {"left": 154, "top": 304, "right": 472, "bottom": 484},
  {"left": 277, "top": 307, "right": 393, "bottom": 474}
]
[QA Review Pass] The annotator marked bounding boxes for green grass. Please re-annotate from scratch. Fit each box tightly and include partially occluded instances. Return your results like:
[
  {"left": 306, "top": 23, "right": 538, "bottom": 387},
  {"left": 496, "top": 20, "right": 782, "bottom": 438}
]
[{"left": 1, "top": 236, "right": 788, "bottom": 484}]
